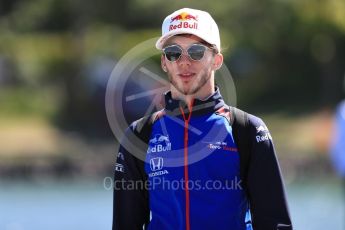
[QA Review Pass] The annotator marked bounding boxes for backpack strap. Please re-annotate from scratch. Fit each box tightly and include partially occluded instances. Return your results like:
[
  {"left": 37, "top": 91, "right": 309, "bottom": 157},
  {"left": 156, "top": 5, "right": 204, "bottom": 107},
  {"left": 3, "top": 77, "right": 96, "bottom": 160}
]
[
  {"left": 229, "top": 106, "right": 252, "bottom": 191},
  {"left": 134, "top": 109, "right": 165, "bottom": 143},
  {"left": 215, "top": 106, "right": 252, "bottom": 189}
]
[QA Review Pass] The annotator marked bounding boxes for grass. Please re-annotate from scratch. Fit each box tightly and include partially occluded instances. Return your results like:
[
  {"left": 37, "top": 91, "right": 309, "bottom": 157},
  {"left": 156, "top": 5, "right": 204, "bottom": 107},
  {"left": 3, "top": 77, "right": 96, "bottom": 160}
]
[{"left": 0, "top": 86, "right": 61, "bottom": 120}]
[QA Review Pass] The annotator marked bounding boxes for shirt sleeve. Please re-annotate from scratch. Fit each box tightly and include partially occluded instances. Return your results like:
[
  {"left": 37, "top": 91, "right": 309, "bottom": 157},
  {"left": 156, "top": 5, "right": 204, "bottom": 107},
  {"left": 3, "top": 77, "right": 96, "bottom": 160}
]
[
  {"left": 246, "top": 115, "right": 293, "bottom": 230},
  {"left": 112, "top": 123, "right": 150, "bottom": 230}
]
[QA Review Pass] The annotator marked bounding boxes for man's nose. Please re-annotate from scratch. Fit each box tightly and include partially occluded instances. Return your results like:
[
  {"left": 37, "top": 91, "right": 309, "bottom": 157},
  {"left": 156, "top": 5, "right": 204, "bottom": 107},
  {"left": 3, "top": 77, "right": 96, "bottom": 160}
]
[{"left": 178, "top": 53, "right": 192, "bottom": 67}]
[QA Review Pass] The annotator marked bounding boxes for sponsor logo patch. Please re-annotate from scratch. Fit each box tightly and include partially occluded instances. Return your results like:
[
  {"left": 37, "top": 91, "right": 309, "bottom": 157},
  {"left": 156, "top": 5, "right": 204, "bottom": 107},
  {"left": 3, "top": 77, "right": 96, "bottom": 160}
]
[
  {"left": 147, "top": 134, "right": 172, "bottom": 154},
  {"left": 170, "top": 12, "right": 198, "bottom": 23},
  {"left": 148, "top": 157, "right": 169, "bottom": 177},
  {"left": 256, "top": 125, "right": 268, "bottom": 133},
  {"left": 255, "top": 125, "right": 272, "bottom": 143},
  {"left": 117, "top": 152, "right": 124, "bottom": 161},
  {"left": 169, "top": 12, "right": 199, "bottom": 31},
  {"left": 115, "top": 163, "right": 124, "bottom": 173},
  {"left": 203, "top": 141, "right": 238, "bottom": 152},
  {"left": 150, "top": 157, "right": 164, "bottom": 171}
]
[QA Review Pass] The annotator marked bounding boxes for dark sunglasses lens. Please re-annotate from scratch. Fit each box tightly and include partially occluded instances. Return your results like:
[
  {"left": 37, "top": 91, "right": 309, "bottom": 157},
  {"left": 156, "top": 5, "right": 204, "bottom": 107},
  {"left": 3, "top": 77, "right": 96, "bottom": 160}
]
[
  {"left": 188, "top": 44, "right": 207, "bottom": 60},
  {"left": 164, "top": 46, "right": 182, "bottom": 61}
]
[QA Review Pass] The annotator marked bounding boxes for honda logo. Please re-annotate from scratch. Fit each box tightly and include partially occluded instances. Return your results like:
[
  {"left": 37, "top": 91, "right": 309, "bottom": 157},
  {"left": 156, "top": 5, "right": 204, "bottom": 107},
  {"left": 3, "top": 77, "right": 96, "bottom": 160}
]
[{"left": 150, "top": 157, "right": 164, "bottom": 171}]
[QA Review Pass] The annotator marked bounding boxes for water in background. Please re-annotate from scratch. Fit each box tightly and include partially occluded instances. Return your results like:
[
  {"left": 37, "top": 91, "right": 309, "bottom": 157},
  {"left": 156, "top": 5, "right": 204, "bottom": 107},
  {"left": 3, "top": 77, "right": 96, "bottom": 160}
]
[
  {"left": 287, "top": 179, "right": 344, "bottom": 230},
  {"left": 0, "top": 179, "right": 112, "bottom": 230},
  {"left": 0, "top": 178, "right": 343, "bottom": 230}
]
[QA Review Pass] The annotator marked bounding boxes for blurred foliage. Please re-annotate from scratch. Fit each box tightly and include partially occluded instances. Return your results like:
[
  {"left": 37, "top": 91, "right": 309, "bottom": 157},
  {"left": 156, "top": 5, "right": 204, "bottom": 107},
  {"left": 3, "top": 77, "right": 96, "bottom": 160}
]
[
  {"left": 0, "top": 87, "right": 59, "bottom": 118},
  {"left": 0, "top": 0, "right": 345, "bottom": 138}
]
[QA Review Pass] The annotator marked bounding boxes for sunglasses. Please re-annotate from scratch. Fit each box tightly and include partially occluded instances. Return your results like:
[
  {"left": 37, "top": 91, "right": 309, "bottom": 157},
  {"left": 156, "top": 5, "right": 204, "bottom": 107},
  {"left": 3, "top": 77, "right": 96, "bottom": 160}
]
[{"left": 162, "top": 44, "right": 213, "bottom": 62}]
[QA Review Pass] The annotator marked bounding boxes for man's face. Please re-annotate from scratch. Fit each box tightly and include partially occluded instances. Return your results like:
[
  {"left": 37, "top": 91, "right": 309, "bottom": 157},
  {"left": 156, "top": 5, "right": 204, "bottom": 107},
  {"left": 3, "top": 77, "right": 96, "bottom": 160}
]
[{"left": 161, "top": 35, "right": 223, "bottom": 96}]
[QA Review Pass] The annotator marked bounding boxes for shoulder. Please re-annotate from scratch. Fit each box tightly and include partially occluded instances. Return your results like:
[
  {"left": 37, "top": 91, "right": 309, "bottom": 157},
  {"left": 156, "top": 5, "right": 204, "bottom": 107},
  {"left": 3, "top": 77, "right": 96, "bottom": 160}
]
[
  {"left": 232, "top": 107, "right": 273, "bottom": 144},
  {"left": 125, "top": 109, "right": 166, "bottom": 137},
  {"left": 247, "top": 113, "right": 268, "bottom": 130},
  {"left": 231, "top": 106, "right": 268, "bottom": 129}
]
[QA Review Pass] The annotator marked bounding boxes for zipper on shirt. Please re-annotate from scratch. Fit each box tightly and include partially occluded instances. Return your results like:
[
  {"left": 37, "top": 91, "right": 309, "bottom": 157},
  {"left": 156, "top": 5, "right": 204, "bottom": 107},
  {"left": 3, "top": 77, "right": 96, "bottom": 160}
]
[{"left": 179, "top": 99, "right": 194, "bottom": 230}]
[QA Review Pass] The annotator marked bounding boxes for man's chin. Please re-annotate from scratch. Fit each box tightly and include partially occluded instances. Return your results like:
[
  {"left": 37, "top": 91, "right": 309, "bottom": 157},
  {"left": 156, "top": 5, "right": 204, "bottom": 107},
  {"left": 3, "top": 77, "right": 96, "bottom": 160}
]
[
  {"left": 172, "top": 87, "right": 193, "bottom": 96},
  {"left": 181, "top": 87, "right": 198, "bottom": 96},
  {"left": 170, "top": 80, "right": 199, "bottom": 96}
]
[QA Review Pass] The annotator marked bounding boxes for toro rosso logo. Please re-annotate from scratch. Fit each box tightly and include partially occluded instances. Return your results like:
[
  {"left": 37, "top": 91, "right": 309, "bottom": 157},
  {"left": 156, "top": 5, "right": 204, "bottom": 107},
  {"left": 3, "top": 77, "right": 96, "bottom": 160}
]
[{"left": 169, "top": 12, "right": 198, "bottom": 31}]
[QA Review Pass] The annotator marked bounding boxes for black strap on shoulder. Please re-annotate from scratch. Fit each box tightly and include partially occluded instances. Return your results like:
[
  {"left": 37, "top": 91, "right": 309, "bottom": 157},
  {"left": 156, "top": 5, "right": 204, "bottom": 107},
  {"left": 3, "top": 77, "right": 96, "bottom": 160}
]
[
  {"left": 230, "top": 106, "right": 251, "bottom": 190},
  {"left": 135, "top": 109, "right": 165, "bottom": 143}
]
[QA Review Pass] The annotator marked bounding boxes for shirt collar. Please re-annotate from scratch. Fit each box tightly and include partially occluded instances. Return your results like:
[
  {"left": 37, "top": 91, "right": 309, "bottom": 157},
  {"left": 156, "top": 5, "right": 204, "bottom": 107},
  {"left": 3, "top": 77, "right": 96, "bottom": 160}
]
[{"left": 163, "top": 87, "right": 226, "bottom": 116}]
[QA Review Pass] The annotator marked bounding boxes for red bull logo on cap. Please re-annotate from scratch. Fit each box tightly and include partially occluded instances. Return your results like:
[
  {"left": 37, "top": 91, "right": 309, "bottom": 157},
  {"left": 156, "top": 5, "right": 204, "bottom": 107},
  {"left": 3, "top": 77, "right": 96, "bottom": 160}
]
[
  {"left": 170, "top": 12, "right": 198, "bottom": 22},
  {"left": 169, "top": 12, "right": 198, "bottom": 31}
]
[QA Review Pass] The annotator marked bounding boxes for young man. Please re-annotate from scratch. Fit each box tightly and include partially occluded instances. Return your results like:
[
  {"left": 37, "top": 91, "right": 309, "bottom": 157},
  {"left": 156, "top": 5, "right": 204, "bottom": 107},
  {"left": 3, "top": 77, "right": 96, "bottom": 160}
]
[{"left": 113, "top": 8, "right": 292, "bottom": 230}]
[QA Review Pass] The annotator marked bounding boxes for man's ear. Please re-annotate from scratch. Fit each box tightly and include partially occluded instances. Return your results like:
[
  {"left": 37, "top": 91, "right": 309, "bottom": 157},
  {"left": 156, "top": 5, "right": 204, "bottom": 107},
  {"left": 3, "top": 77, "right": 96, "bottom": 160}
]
[
  {"left": 161, "top": 55, "right": 167, "bottom": 72},
  {"left": 212, "top": 53, "right": 223, "bottom": 71}
]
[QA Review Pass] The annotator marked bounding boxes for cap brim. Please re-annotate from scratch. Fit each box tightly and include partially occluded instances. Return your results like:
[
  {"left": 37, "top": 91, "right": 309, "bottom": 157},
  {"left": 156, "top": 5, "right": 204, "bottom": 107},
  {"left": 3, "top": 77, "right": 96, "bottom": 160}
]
[{"left": 155, "top": 29, "right": 216, "bottom": 50}]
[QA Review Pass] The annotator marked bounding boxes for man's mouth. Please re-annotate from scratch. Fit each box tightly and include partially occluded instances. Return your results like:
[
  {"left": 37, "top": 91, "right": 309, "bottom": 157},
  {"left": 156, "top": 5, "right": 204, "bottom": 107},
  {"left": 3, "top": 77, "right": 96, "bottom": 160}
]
[{"left": 178, "top": 73, "right": 195, "bottom": 80}]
